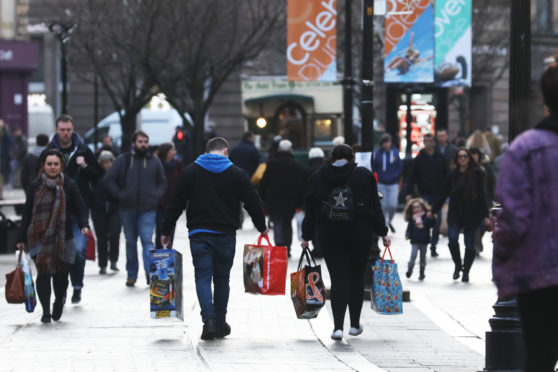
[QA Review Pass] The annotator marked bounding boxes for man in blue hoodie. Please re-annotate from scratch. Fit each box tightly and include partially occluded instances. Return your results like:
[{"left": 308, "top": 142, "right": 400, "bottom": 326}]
[
  {"left": 45, "top": 115, "right": 104, "bottom": 304},
  {"left": 373, "top": 133, "right": 402, "bottom": 233},
  {"left": 161, "top": 137, "right": 268, "bottom": 340}
]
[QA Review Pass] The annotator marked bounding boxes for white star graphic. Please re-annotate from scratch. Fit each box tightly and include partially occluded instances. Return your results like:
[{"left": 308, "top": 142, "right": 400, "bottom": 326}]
[{"left": 333, "top": 192, "right": 348, "bottom": 207}]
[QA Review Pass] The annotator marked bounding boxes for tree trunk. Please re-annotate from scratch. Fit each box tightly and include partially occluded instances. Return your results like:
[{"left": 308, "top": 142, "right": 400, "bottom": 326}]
[{"left": 120, "top": 112, "right": 139, "bottom": 153}]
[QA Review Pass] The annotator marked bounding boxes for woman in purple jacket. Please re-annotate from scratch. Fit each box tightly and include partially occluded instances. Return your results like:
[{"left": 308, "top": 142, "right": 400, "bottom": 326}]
[{"left": 493, "top": 66, "right": 558, "bottom": 372}]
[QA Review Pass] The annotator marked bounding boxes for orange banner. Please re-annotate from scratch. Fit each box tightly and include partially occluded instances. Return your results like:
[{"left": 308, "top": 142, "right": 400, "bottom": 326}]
[
  {"left": 384, "top": 0, "right": 431, "bottom": 56},
  {"left": 287, "top": 0, "right": 337, "bottom": 81}
]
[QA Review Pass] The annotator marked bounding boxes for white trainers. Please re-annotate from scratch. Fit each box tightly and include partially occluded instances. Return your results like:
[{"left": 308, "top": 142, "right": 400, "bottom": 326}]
[
  {"left": 349, "top": 325, "right": 363, "bottom": 336},
  {"left": 331, "top": 329, "right": 343, "bottom": 340}
]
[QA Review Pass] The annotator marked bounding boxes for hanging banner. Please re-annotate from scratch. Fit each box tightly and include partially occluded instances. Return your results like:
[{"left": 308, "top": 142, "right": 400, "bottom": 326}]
[
  {"left": 434, "top": 0, "right": 472, "bottom": 87},
  {"left": 384, "top": 0, "right": 435, "bottom": 83},
  {"left": 287, "top": 0, "right": 337, "bottom": 81}
]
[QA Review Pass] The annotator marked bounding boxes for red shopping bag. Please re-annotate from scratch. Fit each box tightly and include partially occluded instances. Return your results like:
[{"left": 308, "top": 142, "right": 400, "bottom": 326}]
[
  {"left": 86, "top": 231, "right": 96, "bottom": 261},
  {"left": 243, "top": 234, "right": 287, "bottom": 295}
]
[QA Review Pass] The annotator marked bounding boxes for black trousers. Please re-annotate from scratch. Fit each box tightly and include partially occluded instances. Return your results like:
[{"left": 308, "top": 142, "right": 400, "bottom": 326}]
[
  {"left": 35, "top": 264, "right": 69, "bottom": 316},
  {"left": 318, "top": 220, "right": 372, "bottom": 330},
  {"left": 517, "top": 285, "right": 558, "bottom": 372},
  {"left": 91, "top": 208, "right": 121, "bottom": 268},
  {"left": 270, "top": 212, "right": 295, "bottom": 253}
]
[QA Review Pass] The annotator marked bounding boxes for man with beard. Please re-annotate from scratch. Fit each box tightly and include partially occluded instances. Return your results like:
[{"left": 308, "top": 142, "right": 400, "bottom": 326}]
[
  {"left": 45, "top": 115, "right": 103, "bottom": 304},
  {"left": 104, "top": 130, "right": 167, "bottom": 287}
]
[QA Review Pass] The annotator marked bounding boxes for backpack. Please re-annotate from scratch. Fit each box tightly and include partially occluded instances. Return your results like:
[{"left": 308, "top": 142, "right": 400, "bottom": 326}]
[{"left": 321, "top": 186, "right": 355, "bottom": 223}]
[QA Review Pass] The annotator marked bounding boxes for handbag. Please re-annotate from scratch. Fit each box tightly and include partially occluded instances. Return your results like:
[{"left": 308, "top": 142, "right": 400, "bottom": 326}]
[
  {"left": 371, "top": 245, "right": 403, "bottom": 315},
  {"left": 5, "top": 247, "right": 25, "bottom": 304},
  {"left": 20, "top": 251, "right": 37, "bottom": 313},
  {"left": 86, "top": 230, "right": 96, "bottom": 261},
  {"left": 243, "top": 234, "right": 287, "bottom": 295},
  {"left": 290, "top": 247, "right": 326, "bottom": 319}
]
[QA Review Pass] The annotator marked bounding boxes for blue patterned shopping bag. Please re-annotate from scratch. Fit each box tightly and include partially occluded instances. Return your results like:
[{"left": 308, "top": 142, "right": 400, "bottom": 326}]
[{"left": 371, "top": 246, "right": 403, "bottom": 315}]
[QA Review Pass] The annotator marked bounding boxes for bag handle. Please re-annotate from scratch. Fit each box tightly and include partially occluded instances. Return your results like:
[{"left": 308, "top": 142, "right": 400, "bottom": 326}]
[
  {"left": 297, "top": 246, "right": 317, "bottom": 270},
  {"left": 380, "top": 244, "right": 394, "bottom": 264},
  {"left": 16, "top": 244, "right": 23, "bottom": 265},
  {"left": 256, "top": 234, "right": 272, "bottom": 248}
]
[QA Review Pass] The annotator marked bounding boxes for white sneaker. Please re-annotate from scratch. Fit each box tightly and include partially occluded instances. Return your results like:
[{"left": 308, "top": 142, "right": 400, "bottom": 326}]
[
  {"left": 349, "top": 325, "right": 363, "bottom": 336},
  {"left": 331, "top": 329, "right": 343, "bottom": 340}
]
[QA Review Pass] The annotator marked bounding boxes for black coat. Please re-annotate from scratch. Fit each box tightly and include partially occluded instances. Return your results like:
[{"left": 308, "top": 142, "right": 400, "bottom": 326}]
[
  {"left": 17, "top": 176, "right": 90, "bottom": 244},
  {"left": 432, "top": 167, "right": 489, "bottom": 228},
  {"left": 46, "top": 133, "right": 103, "bottom": 208},
  {"left": 405, "top": 214, "right": 435, "bottom": 244},
  {"left": 259, "top": 152, "right": 306, "bottom": 216},
  {"left": 302, "top": 162, "right": 388, "bottom": 242},
  {"left": 407, "top": 149, "right": 448, "bottom": 197},
  {"left": 229, "top": 139, "right": 261, "bottom": 177}
]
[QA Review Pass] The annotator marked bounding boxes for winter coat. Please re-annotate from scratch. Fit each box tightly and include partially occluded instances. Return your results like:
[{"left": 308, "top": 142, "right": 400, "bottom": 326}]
[
  {"left": 91, "top": 171, "right": 119, "bottom": 215},
  {"left": 373, "top": 147, "right": 402, "bottom": 185},
  {"left": 161, "top": 153, "right": 266, "bottom": 236},
  {"left": 46, "top": 133, "right": 104, "bottom": 208},
  {"left": 103, "top": 151, "right": 167, "bottom": 213},
  {"left": 17, "top": 176, "right": 89, "bottom": 245},
  {"left": 259, "top": 152, "right": 305, "bottom": 216},
  {"left": 405, "top": 214, "right": 434, "bottom": 245},
  {"left": 436, "top": 143, "right": 458, "bottom": 167},
  {"left": 493, "top": 113, "right": 558, "bottom": 297},
  {"left": 229, "top": 139, "right": 261, "bottom": 177},
  {"left": 302, "top": 162, "right": 388, "bottom": 242},
  {"left": 407, "top": 149, "right": 448, "bottom": 197},
  {"left": 157, "top": 159, "right": 184, "bottom": 210},
  {"left": 20, "top": 145, "right": 46, "bottom": 192},
  {"left": 432, "top": 167, "right": 489, "bottom": 228}
]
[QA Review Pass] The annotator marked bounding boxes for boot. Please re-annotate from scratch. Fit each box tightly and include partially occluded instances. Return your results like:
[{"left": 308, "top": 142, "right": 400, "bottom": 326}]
[
  {"left": 406, "top": 264, "right": 414, "bottom": 278},
  {"left": 419, "top": 267, "right": 425, "bottom": 281},
  {"left": 71, "top": 289, "right": 81, "bottom": 304},
  {"left": 448, "top": 242, "right": 462, "bottom": 280},
  {"left": 462, "top": 250, "right": 476, "bottom": 283}
]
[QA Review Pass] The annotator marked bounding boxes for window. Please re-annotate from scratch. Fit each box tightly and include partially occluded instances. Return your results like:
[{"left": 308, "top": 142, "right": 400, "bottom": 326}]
[{"left": 534, "top": 0, "right": 558, "bottom": 34}]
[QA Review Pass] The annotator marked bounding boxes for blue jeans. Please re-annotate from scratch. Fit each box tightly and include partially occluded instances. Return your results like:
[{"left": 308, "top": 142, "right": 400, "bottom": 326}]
[
  {"left": 378, "top": 183, "right": 399, "bottom": 225},
  {"left": 69, "top": 218, "right": 87, "bottom": 290},
  {"left": 189, "top": 233, "right": 236, "bottom": 324},
  {"left": 421, "top": 194, "right": 441, "bottom": 249},
  {"left": 120, "top": 209, "right": 156, "bottom": 280},
  {"left": 409, "top": 244, "right": 427, "bottom": 269},
  {"left": 447, "top": 224, "right": 476, "bottom": 252}
]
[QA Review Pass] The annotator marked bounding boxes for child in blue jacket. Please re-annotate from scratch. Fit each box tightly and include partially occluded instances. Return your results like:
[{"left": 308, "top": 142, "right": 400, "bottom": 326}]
[{"left": 404, "top": 198, "right": 434, "bottom": 280}]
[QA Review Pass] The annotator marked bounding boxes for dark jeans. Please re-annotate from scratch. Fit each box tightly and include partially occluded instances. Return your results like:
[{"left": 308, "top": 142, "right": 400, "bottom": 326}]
[
  {"left": 270, "top": 213, "right": 294, "bottom": 253},
  {"left": 318, "top": 220, "right": 371, "bottom": 330},
  {"left": 189, "top": 233, "right": 236, "bottom": 324},
  {"left": 517, "top": 286, "right": 558, "bottom": 372},
  {"left": 155, "top": 209, "right": 176, "bottom": 250},
  {"left": 91, "top": 208, "right": 121, "bottom": 268},
  {"left": 69, "top": 218, "right": 87, "bottom": 290},
  {"left": 421, "top": 194, "right": 441, "bottom": 249},
  {"left": 35, "top": 263, "right": 69, "bottom": 315},
  {"left": 447, "top": 224, "right": 476, "bottom": 252}
]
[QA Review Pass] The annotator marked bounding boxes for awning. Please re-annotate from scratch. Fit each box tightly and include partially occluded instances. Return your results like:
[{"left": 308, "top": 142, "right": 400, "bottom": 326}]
[{"left": 244, "top": 94, "right": 314, "bottom": 105}]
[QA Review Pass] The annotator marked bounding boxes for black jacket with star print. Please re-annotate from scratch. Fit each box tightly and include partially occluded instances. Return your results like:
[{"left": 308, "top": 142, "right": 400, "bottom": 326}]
[{"left": 301, "top": 162, "right": 388, "bottom": 242}]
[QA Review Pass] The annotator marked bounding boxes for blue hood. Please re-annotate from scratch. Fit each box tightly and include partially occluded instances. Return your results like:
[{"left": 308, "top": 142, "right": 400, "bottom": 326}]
[
  {"left": 51, "top": 132, "right": 84, "bottom": 150},
  {"left": 195, "top": 153, "right": 233, "bottom": 173}
]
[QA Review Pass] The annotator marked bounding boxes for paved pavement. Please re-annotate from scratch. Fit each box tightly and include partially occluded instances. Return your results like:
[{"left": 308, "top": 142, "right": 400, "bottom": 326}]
[{"left": 0, "top": 188, "right": 497, "bottom": 371}]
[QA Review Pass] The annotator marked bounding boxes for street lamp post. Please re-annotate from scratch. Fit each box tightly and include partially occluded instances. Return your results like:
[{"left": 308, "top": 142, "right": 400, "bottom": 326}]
[
  {"left": 360, "top": 0, "right": 374, "bottom": 152},
  {"left": 342, "top": 0, "right": 354, "bottom": 145},
  {"left": 48, "top": 22, "right": 75, "bottom": 115}
]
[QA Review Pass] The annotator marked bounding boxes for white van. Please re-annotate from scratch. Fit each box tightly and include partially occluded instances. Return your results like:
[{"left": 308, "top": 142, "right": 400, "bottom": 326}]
[
  {"left": 27, "top": 103, "right": 55, "bottom": 146},
  {"left": 83, "top": 108, "right": 192, "bottom": 151}
]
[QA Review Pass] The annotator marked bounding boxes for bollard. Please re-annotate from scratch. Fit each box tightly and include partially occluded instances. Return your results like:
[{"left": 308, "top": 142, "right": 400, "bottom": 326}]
[{"left": 483, "top": 298, "right": 526, "bottom": 371}]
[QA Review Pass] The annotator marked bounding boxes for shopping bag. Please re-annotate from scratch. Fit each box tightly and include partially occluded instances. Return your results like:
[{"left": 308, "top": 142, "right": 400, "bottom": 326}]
[
  {"left": 290, "top": 247, "right": 326, "bottom": 319},
  {"left": 150, "top": 248, "right": 181, "bottom": 319},
  {"left": 250, "top": 162, "right": 266, "bottom": 186},
  {"left": 86, "top": 230, "right": 96, "bottom": 261},
  {"left": 371, "top": 245, "right": 403, "bottom": 315},
  {"left": 20, "top": 252, "right": 37, "bottom": 313},
  {"left": 5, "top": 247, "right": 25, "bottom": 304},
  {"left": 243, "top": 234, "right": 287, "bottom": 295}
]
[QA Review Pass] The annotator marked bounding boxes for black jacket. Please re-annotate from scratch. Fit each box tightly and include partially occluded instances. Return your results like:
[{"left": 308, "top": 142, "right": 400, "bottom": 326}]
[
  {"left": 302, "top": 163, "right": 388, "bottom": 242},
  {"left": 407, "top": 149, "right": 448, "bottom": 197},
  {"left": 405, "top": 214, "right": 435, "bottom": 244},
  {"left": 229, "top": 139, "right": 261, "bottom": 177},
  {"left": 90, "top": 171, "right": 119, "bottom": 215},
  {"left": 259, "top": 152, "right": 306, "bottom": 216},
  {"left": 46, "top": 133, "right": 103, "bottom": 208},
  {"left": 161, "top": 163, "right": 267, "bottom": 235},
  {"left": 432, "top": 167, "right": 489, "bottom": 228},
  {"left": 17, "top": 176, "right": 90, "bottom": 244}
]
